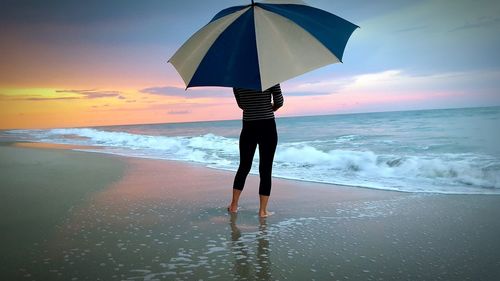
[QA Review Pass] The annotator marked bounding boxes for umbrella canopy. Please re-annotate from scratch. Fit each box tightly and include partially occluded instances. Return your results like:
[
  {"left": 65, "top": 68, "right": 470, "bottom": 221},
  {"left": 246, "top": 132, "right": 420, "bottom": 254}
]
[{"left": 169, "top": 0, "right": 359, "bottom": 91}]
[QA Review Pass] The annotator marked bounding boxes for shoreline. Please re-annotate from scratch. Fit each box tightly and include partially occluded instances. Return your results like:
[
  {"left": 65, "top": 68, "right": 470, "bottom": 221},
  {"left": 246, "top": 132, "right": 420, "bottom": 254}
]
[
  {"left": 6, "top": 140, "right": 499, "bottom": 196},
  {"left": 7, "top": 140, "right": 406, "bottom": 195},
  {"left": 2, "top": 141, "right": 500, "bottom": 280},
  {"left": 6, "top": 140, "right": 406, "bottom": 201}
]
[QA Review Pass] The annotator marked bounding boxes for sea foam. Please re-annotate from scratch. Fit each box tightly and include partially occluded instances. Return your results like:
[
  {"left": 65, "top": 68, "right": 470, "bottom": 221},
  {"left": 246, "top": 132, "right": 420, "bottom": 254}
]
[{"left": 5, "top": 126, "right": 500, "bottom": 194}]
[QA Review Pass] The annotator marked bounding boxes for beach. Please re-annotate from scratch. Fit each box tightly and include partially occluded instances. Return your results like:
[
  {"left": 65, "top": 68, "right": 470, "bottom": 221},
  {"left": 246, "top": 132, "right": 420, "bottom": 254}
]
[{"left": 0, "top": 142, "right": 499, "bottom": 280}]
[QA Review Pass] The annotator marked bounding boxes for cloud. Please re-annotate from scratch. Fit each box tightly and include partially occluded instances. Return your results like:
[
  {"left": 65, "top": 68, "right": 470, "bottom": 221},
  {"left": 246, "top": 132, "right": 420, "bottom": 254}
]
[
  {"left": 14, "top": 96, "right": 81, "bottom": 101},
  {"left": 167, "top": 110, "right": 191, "bottom": 115},
  {"left": 91, "top": 104, "right": 110, "bottom": 108},
  {"left": 348, "top": 70, "right": 403, "bottom": 88},
  {"left": 283, "top": 75, "right": 356, "bottom": 95},
  {"left": 394, "top": 25, "right": 428, "bottom": 33},
  {"left": 278, "top": 69, "right": 500, "bottom": 117},
  {"left": 283, "top": 91, "right": 333, "bottom": 97},
  {"left": 0, "top": 93, "right": 80, "bottom": 101},
  {"left": 0, "top": 89, "right": 127, "bottom": 101},
  {"left": 55, "top": 89, "right": 124, "bottom": 99},
  {"left": 285, "top": 69, "right": 500, "bottom": 102},
  {"left": 449, "top": 16, "right": 500, "bottom": 32},
  {"left": 140, "top": 86, "right": 186, "bottom": 96},
  {"left": 87, "top": 100, "right": 231, "bottom": 112},
  {"left": 140, "top": 86, "right": 233, "bottom": 98},
  {"left": 141, "top": 85, "right": 334, "bottom": 98}
]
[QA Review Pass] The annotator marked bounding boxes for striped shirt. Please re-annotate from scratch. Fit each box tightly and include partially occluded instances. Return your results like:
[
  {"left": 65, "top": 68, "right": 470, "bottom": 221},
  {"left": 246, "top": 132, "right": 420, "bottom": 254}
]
[{"left": 233, "top": 84, "right": 284, "bottom": 121}]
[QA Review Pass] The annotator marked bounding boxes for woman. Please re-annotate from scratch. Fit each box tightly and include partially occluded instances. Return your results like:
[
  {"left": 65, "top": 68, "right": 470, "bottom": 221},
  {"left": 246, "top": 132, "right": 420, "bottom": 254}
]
[{"left": 227, "top": 84, "right": 284, "bottom": 218}]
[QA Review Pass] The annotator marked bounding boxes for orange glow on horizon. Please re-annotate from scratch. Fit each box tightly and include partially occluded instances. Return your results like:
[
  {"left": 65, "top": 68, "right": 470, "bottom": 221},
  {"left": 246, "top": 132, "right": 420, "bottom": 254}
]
[
  {"left": 0, "top": 81, "right": 479, "bottom": 130},
  {"left": 0, "top": 87, "right": 243, "bottom": 129}
]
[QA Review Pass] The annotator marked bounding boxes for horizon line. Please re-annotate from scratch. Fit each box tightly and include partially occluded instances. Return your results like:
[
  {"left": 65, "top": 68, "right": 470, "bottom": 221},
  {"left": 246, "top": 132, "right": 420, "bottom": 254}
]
[{"left": 2, "top": 104, "right": 499, "bottom": 131}]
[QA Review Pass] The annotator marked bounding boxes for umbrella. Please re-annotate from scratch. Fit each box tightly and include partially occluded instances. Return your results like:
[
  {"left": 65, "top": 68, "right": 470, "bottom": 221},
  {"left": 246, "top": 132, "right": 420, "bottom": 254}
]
[{"left": 169, "top": 0, "right": 359, "bottom": 91}]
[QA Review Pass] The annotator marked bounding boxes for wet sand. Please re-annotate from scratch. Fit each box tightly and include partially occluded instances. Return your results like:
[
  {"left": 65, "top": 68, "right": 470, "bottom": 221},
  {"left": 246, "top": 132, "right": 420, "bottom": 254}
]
[{"left": 1, "top": 143, "right": 500, "bottom": 280}]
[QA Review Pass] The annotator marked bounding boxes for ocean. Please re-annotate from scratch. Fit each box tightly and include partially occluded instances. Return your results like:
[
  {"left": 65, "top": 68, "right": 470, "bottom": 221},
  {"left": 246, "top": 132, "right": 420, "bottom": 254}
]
[{"left": 2, "top": 106, "right": 499, "bottom": 194}]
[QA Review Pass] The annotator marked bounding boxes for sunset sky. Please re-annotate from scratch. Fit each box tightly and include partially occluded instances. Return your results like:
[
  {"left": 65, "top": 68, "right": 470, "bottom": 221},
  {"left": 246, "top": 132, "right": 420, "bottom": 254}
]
[{"left": 1, "top": 0, "right": 499, "bottom": 129}]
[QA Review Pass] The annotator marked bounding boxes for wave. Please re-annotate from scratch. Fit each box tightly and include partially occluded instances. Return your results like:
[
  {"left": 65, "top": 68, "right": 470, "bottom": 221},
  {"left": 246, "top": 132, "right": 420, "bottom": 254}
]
[
  {"left": 5, "top": 128, "right": 500, "bottom": 194},
  {"left": 274, "top": 145, "right": 499, "bottom": 193}
]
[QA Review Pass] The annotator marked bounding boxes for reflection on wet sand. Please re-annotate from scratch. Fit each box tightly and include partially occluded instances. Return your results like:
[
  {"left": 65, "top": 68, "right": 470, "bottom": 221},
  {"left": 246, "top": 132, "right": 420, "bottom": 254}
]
[
  {"left": 11, "top": 153, "right": 498, "bottom": 281},
  {"left": 229, "top": 212, "right": 271, "bottom": 280},
  {"left": 257, "top": 217, "right": 271, "bottom": 281}
]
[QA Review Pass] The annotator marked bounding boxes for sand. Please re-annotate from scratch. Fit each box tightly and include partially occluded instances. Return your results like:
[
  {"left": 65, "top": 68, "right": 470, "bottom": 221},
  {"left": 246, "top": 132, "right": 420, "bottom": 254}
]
[{"left": 1, "top": 142, "right": 499, "bottom": 280}]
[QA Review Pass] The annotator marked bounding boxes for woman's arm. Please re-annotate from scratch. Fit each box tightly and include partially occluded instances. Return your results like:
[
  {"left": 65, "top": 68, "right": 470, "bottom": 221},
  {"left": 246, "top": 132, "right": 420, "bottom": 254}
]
[
  {"left": 233, "top": 88, "right": 243, "bottom": 109},
  {"left": 271, "top": 84, "right": 284, "bottom": 111}
]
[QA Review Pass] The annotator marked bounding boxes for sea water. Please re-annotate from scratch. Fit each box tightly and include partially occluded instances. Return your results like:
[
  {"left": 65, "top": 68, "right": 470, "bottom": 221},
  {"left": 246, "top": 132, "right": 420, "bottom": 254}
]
[{"left": 3, "top": 106, "right": 499, "bottom": 194}]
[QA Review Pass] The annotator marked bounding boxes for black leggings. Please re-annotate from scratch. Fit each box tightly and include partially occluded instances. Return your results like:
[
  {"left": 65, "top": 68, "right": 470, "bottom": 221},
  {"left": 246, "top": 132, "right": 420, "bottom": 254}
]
[{"left": 233, "top": 119, "right": 278, "bottom": 196}]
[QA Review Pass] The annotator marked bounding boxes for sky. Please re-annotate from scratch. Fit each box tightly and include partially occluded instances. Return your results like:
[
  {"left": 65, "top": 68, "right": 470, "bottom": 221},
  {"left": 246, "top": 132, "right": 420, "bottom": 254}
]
[{"left": 0, "top": 0, "right": 499, "bottom": 129}]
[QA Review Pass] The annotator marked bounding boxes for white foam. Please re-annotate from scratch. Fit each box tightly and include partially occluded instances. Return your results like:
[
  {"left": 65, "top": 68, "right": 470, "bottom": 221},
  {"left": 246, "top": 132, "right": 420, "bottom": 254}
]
[
  {"left": 274, "top": 145, "right": 500, "bottom": 194},
  {"left": 5, "top": 128, "right": 500, "bottom": 194}
]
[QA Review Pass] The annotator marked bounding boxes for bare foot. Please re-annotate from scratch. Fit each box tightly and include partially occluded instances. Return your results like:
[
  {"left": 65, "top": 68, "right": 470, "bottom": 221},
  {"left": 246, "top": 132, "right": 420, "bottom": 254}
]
[
  {"left": 227, "top": 205, "right": 238, "bottom": 213},
  {"left": 259, "top": 211, "right": 274, "bottom": 218}
]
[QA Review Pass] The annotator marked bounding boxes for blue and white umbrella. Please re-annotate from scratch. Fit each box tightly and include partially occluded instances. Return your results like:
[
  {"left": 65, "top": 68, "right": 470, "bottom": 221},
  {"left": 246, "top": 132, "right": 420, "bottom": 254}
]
[{"left": 169, "top": 0, "right": 359, "bottom": 92}]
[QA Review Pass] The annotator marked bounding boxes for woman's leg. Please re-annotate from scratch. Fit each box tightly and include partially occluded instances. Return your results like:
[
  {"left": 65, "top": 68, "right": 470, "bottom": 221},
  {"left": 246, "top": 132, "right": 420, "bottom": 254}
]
[
  {"left": 259, "top": 195, "right": 274, "bottom": 217},
  {"left": 257, "top": 120, "right": 278, "bottom": 217},
  {"left": 229, "top": 189, "right": 242, "bottom": 213},
  {"left": 230, "top": 123, "right": 257, "bottom": 212}
]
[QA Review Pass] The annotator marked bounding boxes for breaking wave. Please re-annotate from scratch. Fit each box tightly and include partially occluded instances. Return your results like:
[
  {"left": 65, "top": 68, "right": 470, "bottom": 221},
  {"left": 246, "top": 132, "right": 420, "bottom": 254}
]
[{"left": 5, "top": 128, "right": 500, "bottom": 194}]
